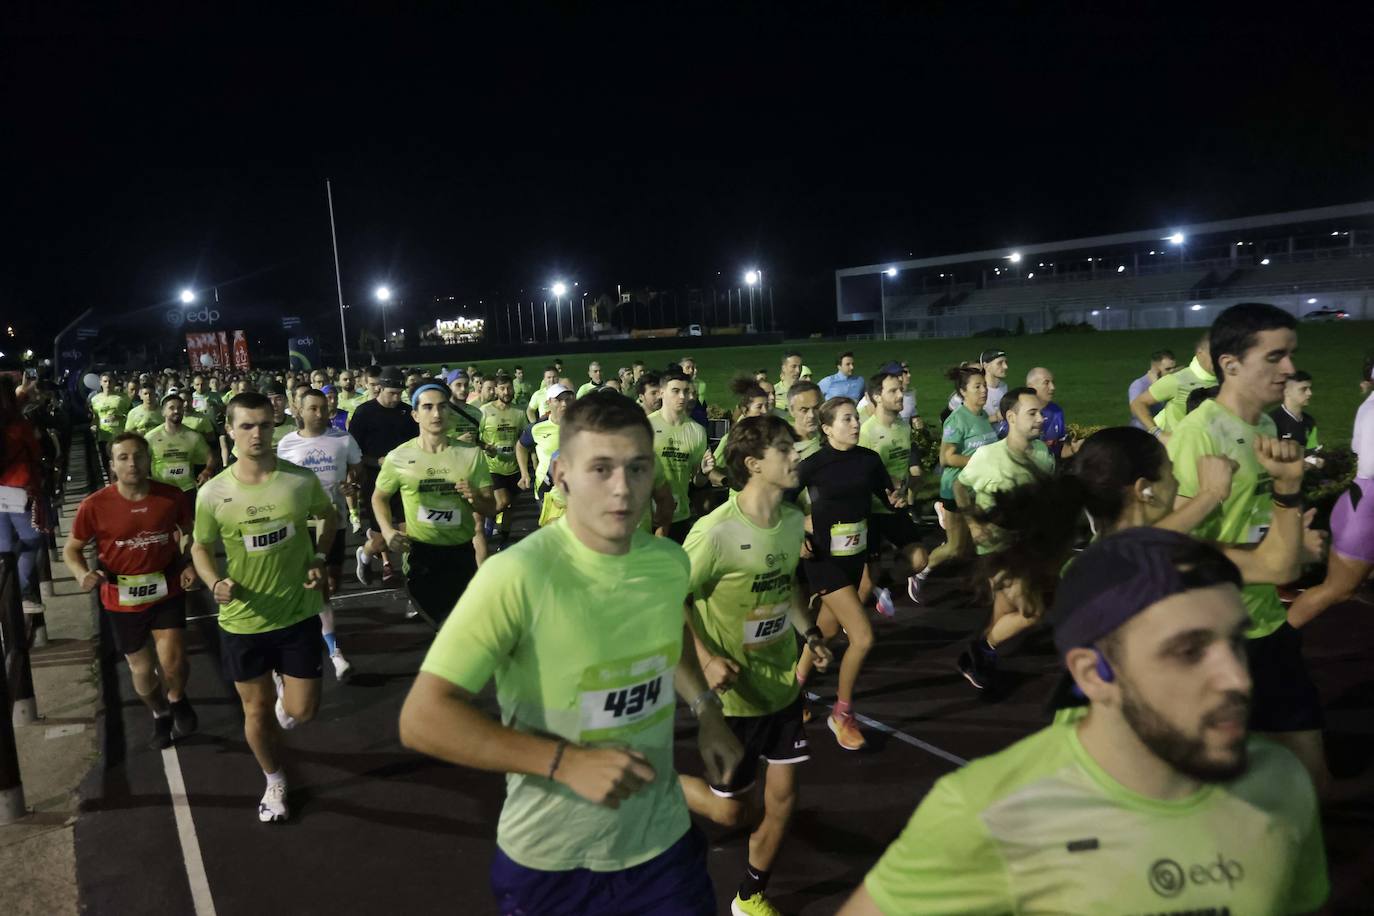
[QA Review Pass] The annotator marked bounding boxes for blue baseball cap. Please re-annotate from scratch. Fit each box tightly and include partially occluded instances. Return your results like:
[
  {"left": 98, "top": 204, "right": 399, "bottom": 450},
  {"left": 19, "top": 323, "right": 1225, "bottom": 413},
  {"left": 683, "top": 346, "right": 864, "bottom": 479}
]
[{"left": 445, "top": 369, "right": 466, "bottom": 384}]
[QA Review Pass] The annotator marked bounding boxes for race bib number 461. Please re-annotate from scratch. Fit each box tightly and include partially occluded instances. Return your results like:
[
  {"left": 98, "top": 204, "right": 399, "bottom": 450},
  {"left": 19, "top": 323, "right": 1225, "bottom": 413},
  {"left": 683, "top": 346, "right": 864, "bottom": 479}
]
[{"left": 577, "top": 644, "right": 676, "bottom": 743}]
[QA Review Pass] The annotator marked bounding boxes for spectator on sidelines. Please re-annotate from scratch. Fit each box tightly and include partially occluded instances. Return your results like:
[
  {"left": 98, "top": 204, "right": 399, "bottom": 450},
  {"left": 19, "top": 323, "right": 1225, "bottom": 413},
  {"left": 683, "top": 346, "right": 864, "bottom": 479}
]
[
  {"left": 1127, "top": 348, "right": 1178, "bottom": 429},
  {"left": 0, "top": 382, "right": 49, "bottom": 636},
  {"left": 819, "top": 352, "right": 864, "bottom": 401}
]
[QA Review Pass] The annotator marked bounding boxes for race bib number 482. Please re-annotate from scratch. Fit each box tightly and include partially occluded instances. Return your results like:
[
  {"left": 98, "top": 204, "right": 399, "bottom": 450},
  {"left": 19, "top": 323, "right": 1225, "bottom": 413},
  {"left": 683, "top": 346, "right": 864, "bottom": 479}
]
[
  {"left": 577, "top": 644, "right": 676, "bottom": 743},
  {"left": 116, "top": 572, "right": 168, "bottom": 606}
]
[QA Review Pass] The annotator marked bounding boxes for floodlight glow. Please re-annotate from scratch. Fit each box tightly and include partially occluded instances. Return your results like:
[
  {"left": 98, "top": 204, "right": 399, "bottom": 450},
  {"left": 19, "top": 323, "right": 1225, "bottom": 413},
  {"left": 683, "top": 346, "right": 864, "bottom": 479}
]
[
  {"left": 1091, "top": 310, "right": 1100, "bottom": 316},
  {"left": 1260, "top": 258, "right": 1271, "bottom": 265},
  {"left": 375, "top": 286, "right": 392, "bottom": 302},
  {"left": 1027, "top": 272, "right": 1035, "bottom": 279},
  {"left": 744, "top": 270, "right": 760, "bottom": 286},
  {"left": 885, "top": 267, "right": 897, "bottom": 277},
  {"left": 1008, "top": 252, "right": 1022, "bottom": 263},
  {"left": 1190, "top": 304, "right": 1204, "bottom": 311},
  {"left": 1169, "top": 232, "right": 1185, "bottom": 245},
  {"left": 552, "top": 282, "right": 568, "bottom": 297},
  {"left": 1117, "top": 265, "right": 1126, "bottom": 273},
  {"left": 179, "top": 289, "right": 196, "bottom": 304},
  {"left": 1307, "top": 297, "right": 1317, "bottom": 304}
]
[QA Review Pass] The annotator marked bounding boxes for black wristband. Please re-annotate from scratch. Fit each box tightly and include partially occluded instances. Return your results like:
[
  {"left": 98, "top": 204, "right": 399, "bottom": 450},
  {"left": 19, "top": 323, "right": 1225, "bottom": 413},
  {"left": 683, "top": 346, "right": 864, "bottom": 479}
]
[
  {"left": 547, "top": 739, "right": 568, "bottom": 781},
  {"left": 804, "top": 626, "right": 822, "bottom": 642},
  {"left": 1272, "top": 491, "right": 1303, "bottom": 510}
]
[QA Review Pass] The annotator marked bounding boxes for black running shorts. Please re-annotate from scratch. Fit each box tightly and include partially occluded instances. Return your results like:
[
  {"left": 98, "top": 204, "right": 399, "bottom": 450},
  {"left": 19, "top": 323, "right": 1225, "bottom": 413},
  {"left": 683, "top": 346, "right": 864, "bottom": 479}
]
[
  {"left": 107, "top": 595, "right": 187, "bottom": 656},
  {"left": 219, "top": 616, "right": 324, "bottom": 683},
  {"left": 1246, "top": 622, "right": 1324, "bottom": 733},
  {"left": 404, "top": 540, "right": 478, "bottom": 626},
  {"left": 709, "top": 695, "right": 810, "bottom": 797}
]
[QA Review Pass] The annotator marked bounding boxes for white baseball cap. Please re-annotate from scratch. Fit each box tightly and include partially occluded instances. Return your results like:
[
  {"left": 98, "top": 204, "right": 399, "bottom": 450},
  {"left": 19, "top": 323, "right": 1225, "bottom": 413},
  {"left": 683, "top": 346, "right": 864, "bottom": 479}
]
[{"left": 546, "top": 383, "right": 573, "bottom": 400}]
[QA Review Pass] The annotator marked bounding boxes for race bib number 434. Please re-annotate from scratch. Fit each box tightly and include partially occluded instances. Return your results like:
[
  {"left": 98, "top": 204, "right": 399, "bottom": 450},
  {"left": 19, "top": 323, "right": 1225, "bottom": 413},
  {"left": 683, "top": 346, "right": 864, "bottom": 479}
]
[{"left": 577, "top": 644, "right": 676, "bottom": 743}]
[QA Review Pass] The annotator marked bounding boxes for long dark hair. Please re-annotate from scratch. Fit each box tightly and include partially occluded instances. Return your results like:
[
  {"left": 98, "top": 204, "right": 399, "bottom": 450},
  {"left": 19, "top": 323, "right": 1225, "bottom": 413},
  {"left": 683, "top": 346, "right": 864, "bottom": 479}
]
[{"left": 971, "top": 426, "right": 1168, "bottom": 612}]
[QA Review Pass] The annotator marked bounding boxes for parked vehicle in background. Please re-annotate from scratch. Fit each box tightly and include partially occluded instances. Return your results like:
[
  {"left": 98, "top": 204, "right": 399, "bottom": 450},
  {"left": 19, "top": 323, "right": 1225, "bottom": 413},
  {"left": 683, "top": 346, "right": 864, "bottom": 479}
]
[{"left": 1302, "top": 307, "right": 1349, "bottom": 321}]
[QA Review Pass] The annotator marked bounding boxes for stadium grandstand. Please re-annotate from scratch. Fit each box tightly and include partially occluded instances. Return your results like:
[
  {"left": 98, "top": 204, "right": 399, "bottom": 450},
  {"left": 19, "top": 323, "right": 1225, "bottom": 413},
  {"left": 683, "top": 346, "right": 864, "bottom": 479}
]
[{"left": 835, "top": 199, "right": 1374, "bottom": 338}]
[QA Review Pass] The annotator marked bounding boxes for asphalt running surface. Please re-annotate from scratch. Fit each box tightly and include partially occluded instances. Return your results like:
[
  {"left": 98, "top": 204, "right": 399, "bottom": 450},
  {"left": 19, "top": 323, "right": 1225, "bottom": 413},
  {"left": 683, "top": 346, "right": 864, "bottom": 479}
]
[{"left": 71, "top": 501, "right": 1374, "bottom": 914}]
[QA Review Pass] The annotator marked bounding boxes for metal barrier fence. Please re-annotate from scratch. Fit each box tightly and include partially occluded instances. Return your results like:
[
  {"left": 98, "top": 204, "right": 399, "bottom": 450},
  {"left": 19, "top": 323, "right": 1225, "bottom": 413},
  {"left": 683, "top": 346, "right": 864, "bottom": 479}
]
[{"left": 1, "top": 552, "right": 38, "bottom": 824}]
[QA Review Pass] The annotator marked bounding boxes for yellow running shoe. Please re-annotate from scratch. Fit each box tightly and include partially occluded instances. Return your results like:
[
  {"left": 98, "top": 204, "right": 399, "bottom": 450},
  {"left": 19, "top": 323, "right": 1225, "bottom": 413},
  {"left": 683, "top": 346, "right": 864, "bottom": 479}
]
[{"left": 732, "top": 892, "right": 783, "bottom": 916}]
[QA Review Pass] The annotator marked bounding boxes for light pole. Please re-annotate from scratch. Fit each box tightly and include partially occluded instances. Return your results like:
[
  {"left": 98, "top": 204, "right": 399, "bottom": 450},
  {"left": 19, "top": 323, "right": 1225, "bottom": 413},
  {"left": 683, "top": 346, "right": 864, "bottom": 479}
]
[
  {"left": 375, "top": 286, "right": 392, "bottom": 350},
  {"left": 880, "top": 267, "right": 897, "bottom": 340},
  {"left": 551, "top": 281, "right": 568, "bottom": 342},
  {"left": 179, "top": 289, "right": 196, "bottom": 305},
  {"left": 745, "top": 270, "right": 760, "bottom": 329}
]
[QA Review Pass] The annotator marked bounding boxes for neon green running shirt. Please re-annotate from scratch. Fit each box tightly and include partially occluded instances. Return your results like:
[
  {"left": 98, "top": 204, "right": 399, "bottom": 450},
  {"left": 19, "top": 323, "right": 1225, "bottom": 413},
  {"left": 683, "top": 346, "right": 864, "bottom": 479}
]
[
  {"left": 144, "top": 425, "right": 210, "bottom": 492},
  {"left": 1168, "top": 398, "right": 1285, "bottom": 638},
  {"left": 684, "top": 496, "right": 804, "bottom": 717},
  {"left": 420, "top": 521, "right": 692, "bottom": 872},
  {"left": 374, "top": 437, "right": 492, "bottom": 546},
  {"left": 193, "top": 461, "right": 333, "bottom": 634},
  {"left": 479, "top": 402, "right": 527, "bottom": 476},
  {"left": 649, "top": 410, "right": 707, "bottom": 523},
  {"left": 864, "top": 715, "right": 1327, "bottom": 915}
]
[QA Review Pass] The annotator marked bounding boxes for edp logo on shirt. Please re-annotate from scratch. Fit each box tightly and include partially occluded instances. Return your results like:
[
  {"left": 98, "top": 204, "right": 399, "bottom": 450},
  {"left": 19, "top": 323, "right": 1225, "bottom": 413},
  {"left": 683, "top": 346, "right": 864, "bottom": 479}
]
[{"left": 1147, "top": 854, "right": 1244, "bottom": 898}]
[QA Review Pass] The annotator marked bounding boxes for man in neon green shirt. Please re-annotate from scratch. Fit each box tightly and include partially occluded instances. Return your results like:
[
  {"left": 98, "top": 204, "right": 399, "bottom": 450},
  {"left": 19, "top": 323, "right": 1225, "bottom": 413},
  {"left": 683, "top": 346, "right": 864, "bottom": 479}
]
[
  {"left": 842, "top": 527, "right": 1328, "bottom": 916},
  {"left": 374, "top": 383, "right": 496, "bottom": 626},
  {"left": 511, "top": 365, "right": 533, "bottom": 406},
  {"left": 145, "top": 392, "right": 213, "bottom": 492},
  {"left": 650, "top": 369, "right": 709, "bottom": 543},
  {"left": 954, "top": 386, "right": 1055, "bottom": 690},
  {"left": 399, "top": 391, "right": 742, "bottom": 915},
  {"left": 333, "top": 368, "right": 365, "bottom": 417},
  {"left": 1132, "top": 331, "right": 1217, "bottom": 437},
  {"left": 125, "top": 383, "right": 163, "bottom": 434},
  {"left": 1166, "top": 302, "right": 1330, "bottom": 797},
  {"left": 784, "top": 381, "right": 823, "bottom": 464},
  {"left": 91, "top": 372, "right": 133, "bottom": 449},
  {"left": 681, "top": 415, "right": 831, "bottom": 916},
  {"left": 774, "top": 350, "right": 803, "bottom": 404},
  {"left": 526, "top": 365, "right": 559, "bottom": 422},
  {"left": 858, "top": 369, "right": 928, "bottom": 618},
  {"left": 576, "top": 361, "right": 604, "bottom": 398},
  {"left": 479, "top": 376, "right": 528, "bottom": 543},
  {"left": 680, "top": 355, "right": 705, "bottom": 405},
  {"left": 190, "top": 391, "right": 337, "bottom": 824}
]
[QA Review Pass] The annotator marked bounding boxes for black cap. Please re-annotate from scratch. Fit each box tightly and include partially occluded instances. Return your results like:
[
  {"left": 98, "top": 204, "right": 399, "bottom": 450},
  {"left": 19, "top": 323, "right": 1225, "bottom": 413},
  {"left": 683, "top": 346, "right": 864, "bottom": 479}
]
[
  {"left": 262, "top": 382, "right": 287, "bottom": 397},
  {"left": 978, "top": 348, "right": 1007, "bottom": 364},
  {"left": 378, "top": 372, "right": 405, "bottom": 390}
]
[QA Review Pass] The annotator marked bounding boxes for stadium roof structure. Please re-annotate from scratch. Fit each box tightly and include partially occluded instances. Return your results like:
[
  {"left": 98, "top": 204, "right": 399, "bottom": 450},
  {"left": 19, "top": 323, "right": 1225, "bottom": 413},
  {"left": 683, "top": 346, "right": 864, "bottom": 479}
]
[{"left": 835, "top": 200, "right": 1374, "bottom": 333}]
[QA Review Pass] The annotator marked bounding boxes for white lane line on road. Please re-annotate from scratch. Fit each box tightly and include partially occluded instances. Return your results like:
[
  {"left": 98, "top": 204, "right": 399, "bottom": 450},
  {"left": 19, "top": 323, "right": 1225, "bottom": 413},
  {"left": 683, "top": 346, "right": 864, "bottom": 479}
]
[
  {"left": 805, "top": 692, "right": 968, "bottom": 768},
  {"left": 161, "top": 746, "right": 218, "bottom": 916}
]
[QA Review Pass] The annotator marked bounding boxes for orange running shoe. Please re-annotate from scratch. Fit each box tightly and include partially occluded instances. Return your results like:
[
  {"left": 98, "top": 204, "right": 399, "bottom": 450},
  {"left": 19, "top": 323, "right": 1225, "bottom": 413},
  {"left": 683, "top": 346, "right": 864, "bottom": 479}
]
[{"left": 827, "top": 714, "right": 866, "bottom": 751}]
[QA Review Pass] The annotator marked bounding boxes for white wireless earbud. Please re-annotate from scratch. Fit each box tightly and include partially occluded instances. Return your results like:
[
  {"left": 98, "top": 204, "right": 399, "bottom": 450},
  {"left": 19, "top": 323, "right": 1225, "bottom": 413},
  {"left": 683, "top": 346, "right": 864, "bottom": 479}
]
[{"left": 1142, "top": 486, "right": 1155, "bottom": 500}]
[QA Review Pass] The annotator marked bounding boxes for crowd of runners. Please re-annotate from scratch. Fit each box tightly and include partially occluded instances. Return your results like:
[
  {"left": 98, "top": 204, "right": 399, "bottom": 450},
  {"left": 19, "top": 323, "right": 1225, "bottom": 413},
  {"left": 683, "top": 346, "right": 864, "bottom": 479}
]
[{"left": 14, "top": 299, "right": 1369, "bottom": 913}]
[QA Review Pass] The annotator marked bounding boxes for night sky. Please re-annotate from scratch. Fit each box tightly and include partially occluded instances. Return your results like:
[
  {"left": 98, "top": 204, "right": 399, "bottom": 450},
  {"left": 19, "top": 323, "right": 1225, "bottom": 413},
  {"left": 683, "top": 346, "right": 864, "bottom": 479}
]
[{"left": 4, "top": 6, "right": 1372, "bottom": 340}]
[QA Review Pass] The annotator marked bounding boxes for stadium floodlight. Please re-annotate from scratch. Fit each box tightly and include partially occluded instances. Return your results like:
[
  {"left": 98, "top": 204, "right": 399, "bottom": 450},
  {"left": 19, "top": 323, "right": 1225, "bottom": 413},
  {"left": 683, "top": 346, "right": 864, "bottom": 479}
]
[
  {"left": 1091, "top": 310, "right": 1100, "bottom": 316},
  {"left": 1116, "top": 265, "right": 1126, "bottom": 273},
  {"left": 1260, "top": 258, "right": 1271, "bottom": 265},
  {"left": 179, "top": 289, "right": 196, "bottom": 305},
  {"left": 552, "top": 281, "right": 568, "bottom": 297},
  {"left": 1168, "top": 232, "right": 1185, "bottom": 245},
  {"left": 1307, "top": 297, "right": 1317, "bottom": 304},
  {"left": 744, "top": 270, "right": 760, "bottom": 286},
  {"left": 1008, "top": 252, "right": 1022, "bottom": 263},
  {"left": 885, "top": 267, "right": 897, "bottom": 277},
  {"left": 1027, "top": 272, "right": 1035, "bottom": 279},
  {"left": 1190, "top": 304, "right": 1204, "bottom": 311},
  {"left": 375, "top": 286, "right": 392, "bottom": 302}
]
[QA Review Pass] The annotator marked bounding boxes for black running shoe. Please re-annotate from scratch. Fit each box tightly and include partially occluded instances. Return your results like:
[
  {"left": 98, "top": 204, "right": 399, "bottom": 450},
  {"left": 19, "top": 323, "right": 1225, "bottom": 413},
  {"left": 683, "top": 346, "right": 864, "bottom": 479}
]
[
  {"left": 170, "top": 698, "right": 198, "bottom": 737},
  {"left": 150, "top": 714, "right": 174, "bottom": 750},
  {"left": 957, "top": 651, "right": 988, "bottom": 690}
]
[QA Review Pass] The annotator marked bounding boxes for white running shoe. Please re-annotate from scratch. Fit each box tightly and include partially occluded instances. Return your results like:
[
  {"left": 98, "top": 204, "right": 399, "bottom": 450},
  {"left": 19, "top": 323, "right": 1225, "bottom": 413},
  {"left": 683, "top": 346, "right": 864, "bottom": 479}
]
[
  {"left": 874, "top": 587, "right": 896, "bottom": 619},
  {"left": 354, "top": 546, "right": 375, "bottom": 586},
  {"left": 330, "top": 651, "right": 352, "bottom": 682},
  {"left": 258, "top": 782, "right": 288, "bottom": 823},
  {"left": 275, "top": 696, "right": 298, "bottom": 730},
  {"left": 349, "top": 512, "right": 362, "bottom": 535}
]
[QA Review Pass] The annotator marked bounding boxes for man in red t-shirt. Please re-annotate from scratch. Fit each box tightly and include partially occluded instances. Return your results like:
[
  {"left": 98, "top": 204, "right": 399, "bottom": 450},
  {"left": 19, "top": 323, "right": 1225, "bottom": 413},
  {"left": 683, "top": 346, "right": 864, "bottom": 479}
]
[{"left": 64, "top": 432, "right": 200, "bottom": 749}]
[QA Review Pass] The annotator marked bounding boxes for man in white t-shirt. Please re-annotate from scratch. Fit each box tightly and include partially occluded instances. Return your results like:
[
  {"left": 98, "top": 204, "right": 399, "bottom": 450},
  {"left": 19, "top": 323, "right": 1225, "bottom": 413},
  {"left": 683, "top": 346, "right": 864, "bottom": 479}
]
[{"left": 277, "top": 388, "right": 362, "bottom": 681}]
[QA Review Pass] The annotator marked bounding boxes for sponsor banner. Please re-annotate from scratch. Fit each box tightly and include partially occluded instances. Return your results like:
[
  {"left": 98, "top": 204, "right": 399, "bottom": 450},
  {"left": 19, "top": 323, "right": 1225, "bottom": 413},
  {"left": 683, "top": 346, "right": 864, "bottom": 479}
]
[{"left": 288, "top": 335, "right": 320, "bottom": 372}]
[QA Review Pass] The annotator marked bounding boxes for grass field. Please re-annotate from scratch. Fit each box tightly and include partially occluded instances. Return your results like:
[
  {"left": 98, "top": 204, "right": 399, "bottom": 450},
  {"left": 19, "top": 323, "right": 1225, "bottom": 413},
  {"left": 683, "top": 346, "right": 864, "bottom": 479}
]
[{"left": 419, "top": 322, "right": 1373, "bottom": 446}]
